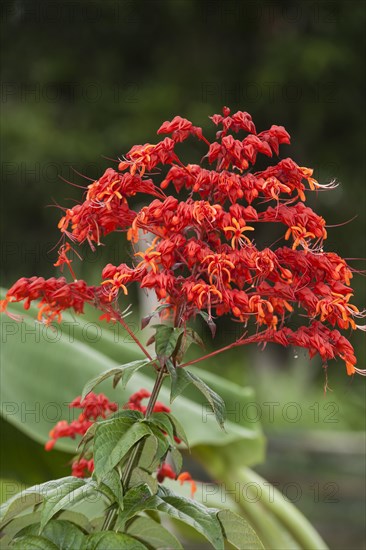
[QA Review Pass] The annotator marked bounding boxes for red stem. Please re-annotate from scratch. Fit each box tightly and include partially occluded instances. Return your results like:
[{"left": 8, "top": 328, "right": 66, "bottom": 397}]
[
  {"left": 179, "top": 331, "right": 268, "bottom": 368},
  {"left": 112, "top": 308, "right": 153, "bottom": 360}
]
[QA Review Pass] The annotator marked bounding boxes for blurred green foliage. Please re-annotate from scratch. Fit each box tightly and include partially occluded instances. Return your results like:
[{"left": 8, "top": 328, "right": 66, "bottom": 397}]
[
  {"left": 1, "top": 0, "right": 365, "bottom": 361},
  {"left": 1, "top": 1, "right": 365, "bottom": 548}
]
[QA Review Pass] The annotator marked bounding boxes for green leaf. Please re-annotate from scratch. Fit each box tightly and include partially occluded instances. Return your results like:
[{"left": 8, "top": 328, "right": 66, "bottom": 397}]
[
  {"left": 144, "top": 424, "right": 170, "bottom": 465},
  {"left": 98, "top": 469, "right": 123, "bottom": 509},
  {"left": 1, "top": 488, "right": 43, "bottom": 528},
  {"left": 217, "top": 509, "right": 265, "bottom": 549},
  {"left": 108, "top": 410, "right": 144, "bottom": 422},
  {"left": 1, "top": 512, "right": 41, "bottom": 542},
  {"left": 136, "top": 436, "right": 160, "bottom": 474},
  {"left": 170, "top": 368, "right": 226, "bottom": 429},
  {"left": 1, "top": 478, "right": 77, "bottom": 527},
  {"left": 93, "top": 418, "right": 152, "bottom": 480},
  {"left": 126, "top": 515, "right": 183, "bottom": 549},
  {"left": 81, "top": 359, "right": 150, "bottom": 399},
  {"left": 117, "top": 484, "right": 155, "bottom": 528},
  {"left": 15, "top": 520, "right": 85, "bottom": 550},
  {"left": 57, "top": 510, "right": 92, "bottom": 532},
  {"left": 166, "top": 413, "right": 189, "bottom": 448},
  {"left": 151, "top": 487, "right": 225, "bottom": 550},
  {"left": 153, "top": 325, "right": 184, "bottom": 366},
  {"left": 11, "top": 535, "right": 59, "bottom": 549},
  {"left": 148, "top": 412, "right": 175, "bottom": 444},
  {"left": 173, "top": 328, "right": 204, "bottom": 364},
  {"left": 81, "top": 532, "right": 148, "bottom": 550},
  {"left": 129, "top": 467, "right": 158, "bottom": 495},
  {"left": 40, "top": 478, "right": 99, "bottom": 530},
  {"left": 77, "top": 423, "right": 97, "bottom": 456},
  {"left": 166, "top": 359, "right": 189, "bottom": 400},
  {"left": 169, "top": 447, "right": 183, "bottom": 476}
]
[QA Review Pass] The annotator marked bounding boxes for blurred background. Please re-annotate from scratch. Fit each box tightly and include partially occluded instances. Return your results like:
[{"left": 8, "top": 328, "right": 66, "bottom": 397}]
[{"left": 1, "top": 1, "right": 365, "bottom": 548}]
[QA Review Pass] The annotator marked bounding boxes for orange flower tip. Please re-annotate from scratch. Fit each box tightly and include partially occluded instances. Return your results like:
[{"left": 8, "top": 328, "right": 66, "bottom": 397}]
[
  {"left": 177, "top": 472, "right": 192, "bottom": 483},
  {"left": 346, "top": 362, "right": 356, "bottom": 376},
  {"left": 0, "top": 298, "right": 10, "bottom": 312},
  {"left": 45, "top": 440, "right": 55, "bottom": 451}
]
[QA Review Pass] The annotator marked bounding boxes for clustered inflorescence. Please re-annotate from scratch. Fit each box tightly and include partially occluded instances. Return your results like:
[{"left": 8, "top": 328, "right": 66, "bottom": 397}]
[
  {"left": 1, "top": 107, "right": 364, "bottom": 376},
  {"left": 45, "top": 390, "right": 196, "bottom": 496}
]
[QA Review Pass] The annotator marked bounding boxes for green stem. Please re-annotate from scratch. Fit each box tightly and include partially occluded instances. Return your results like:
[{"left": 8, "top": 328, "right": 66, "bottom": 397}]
[
  {"left": 235, "top": 468, "right": 329, "bottom": 550},
  {"left": 122, "top": 366, "right": 166, "bottom": 488},
  {"left": 102, "top": 366, "right": 167, "bottom": 531},
  {"left": 194, "top": 448, "right": 295, "bottom": 550}
]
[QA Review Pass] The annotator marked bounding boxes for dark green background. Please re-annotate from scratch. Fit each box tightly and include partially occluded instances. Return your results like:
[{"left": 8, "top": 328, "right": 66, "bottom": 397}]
[{"left": 1, "top": 1, "right": 365, "bottom": 548}]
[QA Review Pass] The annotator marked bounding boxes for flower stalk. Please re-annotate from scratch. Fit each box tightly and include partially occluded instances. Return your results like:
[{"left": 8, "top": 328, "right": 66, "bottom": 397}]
[{"left": 102, "top": 365, "right": 167, "bottom": 531}]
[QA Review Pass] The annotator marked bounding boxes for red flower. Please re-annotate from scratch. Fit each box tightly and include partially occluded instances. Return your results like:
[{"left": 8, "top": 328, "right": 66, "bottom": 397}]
[
  {"left": 72, "top": 458, "right": 94, "bottom": 478},
  {"left": 45, "top": 393, "right": 117, "bottom": 451},
  {"left": 124, "top": 389, "right": 170, "bottom": 414},
  {"left": 2, "top": 107, "right": 364, "bottom": 376},
  {"left": 157, "top": 462, "right": 176, "bottom": 482},
  {"left": 157, "top": 116, "right": 207, "bottom": 144},
  {"left": 1, "top": 277, "right": 110, "bottom": 324}
]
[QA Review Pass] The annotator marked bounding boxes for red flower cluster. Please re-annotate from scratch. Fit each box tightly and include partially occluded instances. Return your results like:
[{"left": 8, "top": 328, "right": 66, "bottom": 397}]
[
  {"left": 57, "top": 168, "right": 165, "bottom": 248},
  {"left": 124, "top": 389, "right": 171, "bottom": 414},
  {"left": 1, "top": 108, "right": 364, "bottom": 376},
  {"left": 0, "top": 276, "right": 112, "bottom": 325},
  {"left": 45, "top": 392, "right": 117, "bottom": 451},
  {"left": 46, "top": 390, "right": 184, "bottom": 481},
  {"left": 71, "top": 458, "right": 94, "bottom": 478}
]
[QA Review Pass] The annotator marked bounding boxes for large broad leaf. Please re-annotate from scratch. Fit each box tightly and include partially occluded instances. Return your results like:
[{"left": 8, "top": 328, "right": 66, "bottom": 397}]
[
  {"left": 0, "top": 300, "right": 264, "bottom": 470},
  {"left": 0, "top": 475, "right": 107, "bottom": 533},
  {"left": 126, "top": 515, "right": 183, "bottom": 549},
  {"left": 0, "top": 478, "right": 72, "bottom": 527},
  {"left": 0, "top": 418, "right": 76, "bottom": 488},
  {"left": 233, "top": 468, "right": 329, "bottom": 550},
  {"left": 11, "top": 535, "right": 59, "bottom": 549},
  {"left": 81, "top": 532, "right": 148, "bottom": 549},
  {"left": 14, "top": 520, "right": 85, "bottom": 550},
  {"left": 0, "top": 511, "right": 42, "bottom": 545}
]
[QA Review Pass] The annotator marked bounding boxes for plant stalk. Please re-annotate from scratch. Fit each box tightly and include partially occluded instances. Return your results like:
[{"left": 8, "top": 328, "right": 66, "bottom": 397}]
[
  {"left": 102, "top": 365, "right": 166, "bottom": 531},
  {"left": 233, "top": 468, "right": 329, "bottom": 550}
]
